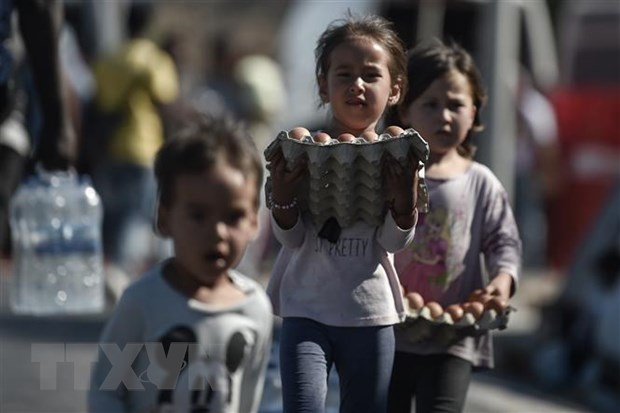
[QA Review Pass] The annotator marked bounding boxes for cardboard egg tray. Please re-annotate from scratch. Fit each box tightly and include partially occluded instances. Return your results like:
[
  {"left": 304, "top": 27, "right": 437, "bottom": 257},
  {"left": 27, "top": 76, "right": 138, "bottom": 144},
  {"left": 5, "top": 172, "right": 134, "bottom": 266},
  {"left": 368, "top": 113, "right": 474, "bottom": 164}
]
[
  {"left": 396, "top": 305, "right": 516, "bottom": 347},
  {"left": 264, "top": 129, "right": 430, "bottom": 228}
]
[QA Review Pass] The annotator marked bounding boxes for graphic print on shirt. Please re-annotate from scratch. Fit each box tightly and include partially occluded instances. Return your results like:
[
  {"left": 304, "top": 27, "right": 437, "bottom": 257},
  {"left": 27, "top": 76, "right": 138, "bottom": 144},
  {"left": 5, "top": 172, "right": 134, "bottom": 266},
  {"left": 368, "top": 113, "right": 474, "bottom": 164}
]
[
  {"left": 314, "top": 236, "right": 370, "bottom": 257},
  {"left": 401, "top": 206, "right": 466, "bottom": 299},
  {"left": 152, "top": 323, "right": 255, "bottom": 413}
]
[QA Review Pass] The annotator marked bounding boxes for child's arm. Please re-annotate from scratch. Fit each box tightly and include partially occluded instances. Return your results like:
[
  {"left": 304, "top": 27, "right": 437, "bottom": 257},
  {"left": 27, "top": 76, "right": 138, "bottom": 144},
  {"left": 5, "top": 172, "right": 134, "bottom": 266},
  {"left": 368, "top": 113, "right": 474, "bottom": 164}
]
[{"left": 481, "top": 172, "right": 522, "bottom": 300}]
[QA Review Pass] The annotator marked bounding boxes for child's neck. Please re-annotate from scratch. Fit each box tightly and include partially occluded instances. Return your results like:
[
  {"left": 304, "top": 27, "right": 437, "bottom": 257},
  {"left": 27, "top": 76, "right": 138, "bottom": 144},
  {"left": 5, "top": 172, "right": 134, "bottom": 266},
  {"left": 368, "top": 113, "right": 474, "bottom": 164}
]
[
  {"left": 163, "top": 260, "right": 245, "bottom": 306},
  {"left": 192, "top": 282, "right": 246, "bottom": 307},
  {"left": 425, "top": 149, "right": 472, "bottom": 179}
]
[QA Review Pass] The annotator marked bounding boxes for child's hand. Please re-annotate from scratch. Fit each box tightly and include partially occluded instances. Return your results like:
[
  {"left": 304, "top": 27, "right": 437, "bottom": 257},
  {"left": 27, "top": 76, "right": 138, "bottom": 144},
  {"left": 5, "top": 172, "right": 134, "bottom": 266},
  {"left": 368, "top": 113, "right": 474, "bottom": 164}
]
[
  {"left": 383, "top": 154, "right": 419, "bottom": 228},
  {"left": 268, "top": 149, "right": 306, "bottom": 229},
  {"left": 269, "top": 149, "right": 306, "bottom": 204},
  {"left": 485, "top": 272, "right": 514, "bottom": 301},
  {"left": 467, "top": 273, "right": 514, "bottom": 307}
]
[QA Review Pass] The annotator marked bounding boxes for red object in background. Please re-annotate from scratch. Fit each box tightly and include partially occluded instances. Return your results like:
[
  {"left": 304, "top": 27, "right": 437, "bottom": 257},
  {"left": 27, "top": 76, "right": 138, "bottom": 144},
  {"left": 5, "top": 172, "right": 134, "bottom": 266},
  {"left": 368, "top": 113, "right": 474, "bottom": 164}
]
[{"left": 547, "top": 86, "right": 620, "bottom": 270}]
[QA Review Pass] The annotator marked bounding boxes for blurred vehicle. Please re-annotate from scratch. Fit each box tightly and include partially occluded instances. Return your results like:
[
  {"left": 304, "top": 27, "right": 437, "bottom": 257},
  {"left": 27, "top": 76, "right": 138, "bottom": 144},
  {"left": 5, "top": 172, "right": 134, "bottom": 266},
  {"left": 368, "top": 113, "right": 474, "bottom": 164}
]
[{"left": 546, "top": 0, "right": 620, "bottom": 270}]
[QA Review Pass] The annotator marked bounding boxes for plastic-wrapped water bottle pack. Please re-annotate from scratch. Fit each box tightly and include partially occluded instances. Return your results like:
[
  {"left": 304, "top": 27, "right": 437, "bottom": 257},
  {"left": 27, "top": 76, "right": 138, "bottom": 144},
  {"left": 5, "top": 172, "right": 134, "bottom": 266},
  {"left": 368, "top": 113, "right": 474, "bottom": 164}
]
[{"left": 10, "top": 168, "right": 105, "bottom": 315}]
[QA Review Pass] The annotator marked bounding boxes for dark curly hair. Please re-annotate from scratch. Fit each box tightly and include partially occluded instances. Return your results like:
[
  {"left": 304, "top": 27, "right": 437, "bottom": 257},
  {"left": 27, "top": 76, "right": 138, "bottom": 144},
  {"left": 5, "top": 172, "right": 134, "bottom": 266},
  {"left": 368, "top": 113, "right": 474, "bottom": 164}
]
[{"left": 154, "top": 114, "right": 263, "bottom": 208}]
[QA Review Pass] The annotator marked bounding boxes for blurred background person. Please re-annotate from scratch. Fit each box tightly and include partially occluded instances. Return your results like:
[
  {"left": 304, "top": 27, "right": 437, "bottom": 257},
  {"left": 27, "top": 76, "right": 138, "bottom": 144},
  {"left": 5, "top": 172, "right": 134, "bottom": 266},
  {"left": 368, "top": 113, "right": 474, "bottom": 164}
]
[
  {"left": 59, "top": 19, "right": 96, "bottom": 163},
  {"left": 231, "top": 53, "right": 287, "bottom": 279},
  {"left": 158, "top": 30, "right": 200, "bottom": 142},
  {"left": 0, "top": 0, "right": 76, "bottom": 258},
  {"left": 86, "top": 1, "right": 178, "bottom": 296},
  {"left": 191, "top": 31, "right": 247, "bottom": 121},
  {"left": 188, "top": 28, "right": 287, "bottom": 278}
]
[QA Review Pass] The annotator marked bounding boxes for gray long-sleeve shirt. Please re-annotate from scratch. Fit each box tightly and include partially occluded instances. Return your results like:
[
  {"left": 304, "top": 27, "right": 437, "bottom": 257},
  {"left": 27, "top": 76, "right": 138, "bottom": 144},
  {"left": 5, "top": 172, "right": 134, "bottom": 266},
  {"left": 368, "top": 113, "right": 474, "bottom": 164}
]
[{"left": 394, "top": 162, "right": 522, "bottom": 368}]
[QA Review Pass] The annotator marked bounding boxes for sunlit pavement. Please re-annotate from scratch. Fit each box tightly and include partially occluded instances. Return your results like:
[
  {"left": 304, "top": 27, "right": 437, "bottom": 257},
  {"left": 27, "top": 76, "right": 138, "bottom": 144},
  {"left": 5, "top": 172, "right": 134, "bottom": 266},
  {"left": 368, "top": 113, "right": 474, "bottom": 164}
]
[{"left": 0, "top": 268, "right": 590, "bottom": 412}]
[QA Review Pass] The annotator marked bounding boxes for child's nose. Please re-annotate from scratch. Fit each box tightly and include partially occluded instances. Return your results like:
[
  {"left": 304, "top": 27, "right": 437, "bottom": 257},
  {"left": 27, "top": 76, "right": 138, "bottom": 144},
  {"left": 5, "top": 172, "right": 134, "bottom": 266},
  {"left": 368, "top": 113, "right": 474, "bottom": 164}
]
[
  {"left": 349, "top": 78, "right": 364, "bottom": 93},
  {"left": 209, "top": 221, "right": 229, "bottom": 239},
  {"left": 441, "top": 107, "right": 452, "bottom": 121}
]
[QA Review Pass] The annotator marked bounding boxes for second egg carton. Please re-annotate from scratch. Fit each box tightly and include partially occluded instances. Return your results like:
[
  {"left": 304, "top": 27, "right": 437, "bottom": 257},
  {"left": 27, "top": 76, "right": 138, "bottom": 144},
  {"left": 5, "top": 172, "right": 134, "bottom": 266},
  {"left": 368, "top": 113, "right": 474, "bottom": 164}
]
[
  {"left": 396, "top": 305, "right": 515, "bottom": 347},
  {"left": 264, "top": 129, "right": 430, "bottom": 228}
]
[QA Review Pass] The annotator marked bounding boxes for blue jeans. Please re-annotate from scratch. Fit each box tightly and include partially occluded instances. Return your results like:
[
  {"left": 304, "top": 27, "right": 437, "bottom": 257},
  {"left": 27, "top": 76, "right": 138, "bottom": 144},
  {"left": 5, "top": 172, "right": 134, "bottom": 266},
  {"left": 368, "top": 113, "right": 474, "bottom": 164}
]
[
  {"left": 92, "top": 161, "right": 157, "bottom": 268},
  {"left": 388, "top": 351, "right": 472, "bottom": 413},
  {"left": 279, "top": 317, "right": 395, "bottom": 413}
]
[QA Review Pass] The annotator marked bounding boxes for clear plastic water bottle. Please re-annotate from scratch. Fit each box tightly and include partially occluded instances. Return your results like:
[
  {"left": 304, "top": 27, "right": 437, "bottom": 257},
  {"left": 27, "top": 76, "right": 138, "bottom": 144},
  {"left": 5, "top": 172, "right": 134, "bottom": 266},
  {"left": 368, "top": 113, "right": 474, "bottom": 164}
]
[{"left": 9, "top": 168, "right": 105, "bottom": 315}]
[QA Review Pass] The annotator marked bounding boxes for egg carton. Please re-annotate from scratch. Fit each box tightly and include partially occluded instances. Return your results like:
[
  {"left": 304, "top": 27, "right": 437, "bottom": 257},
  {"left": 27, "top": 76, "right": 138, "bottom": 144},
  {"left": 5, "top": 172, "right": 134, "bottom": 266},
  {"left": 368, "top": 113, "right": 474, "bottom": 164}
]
[
  {"left": 396, "top": 305, "right": 516, "bottom": 347},
  {"left": 264, "top": 128, "right": 429, "bottom": 228}
]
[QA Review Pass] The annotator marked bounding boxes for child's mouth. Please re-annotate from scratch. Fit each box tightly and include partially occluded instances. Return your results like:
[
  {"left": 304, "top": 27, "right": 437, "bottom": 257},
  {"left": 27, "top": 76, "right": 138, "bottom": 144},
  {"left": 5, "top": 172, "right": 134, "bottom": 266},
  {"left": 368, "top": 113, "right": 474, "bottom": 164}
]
[
  {"left": 205, "top": 252, "right": 226, "bottom": 267},
  {"left": 346, "top": 98, "right": 365, "bottom": 106}
]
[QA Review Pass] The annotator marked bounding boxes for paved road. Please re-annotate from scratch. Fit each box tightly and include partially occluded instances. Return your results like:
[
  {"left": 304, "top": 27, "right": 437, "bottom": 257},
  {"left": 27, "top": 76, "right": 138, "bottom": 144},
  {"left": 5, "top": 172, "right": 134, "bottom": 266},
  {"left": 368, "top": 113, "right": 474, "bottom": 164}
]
[{"left": 0, "top": 274, "right": 590, "bottom": 413}]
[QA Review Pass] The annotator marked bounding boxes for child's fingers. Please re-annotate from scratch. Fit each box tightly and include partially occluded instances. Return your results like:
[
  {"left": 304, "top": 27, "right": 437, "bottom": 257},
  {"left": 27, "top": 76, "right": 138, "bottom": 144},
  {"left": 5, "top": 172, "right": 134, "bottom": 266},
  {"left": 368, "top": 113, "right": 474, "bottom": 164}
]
[
  {"left": 271, "top": 154, "right": 285, "bottom": 175},
  {"left": 390, "top": 162, "right": 412, "bottom": 184},
  {"left": 272, "top": 154, "right": 306, "bottom": 185},
  {"left": 384, "top": 157, "right": 403, "bottom": 175},
  {"left": 266, "top": 153, "right": 280, "bottom": 172},
  {"left": 288, "top": 161, "right": 307, "bottom": 182},
  {"left": 383, "top": 163, "right": 404, "bottom": 201}
]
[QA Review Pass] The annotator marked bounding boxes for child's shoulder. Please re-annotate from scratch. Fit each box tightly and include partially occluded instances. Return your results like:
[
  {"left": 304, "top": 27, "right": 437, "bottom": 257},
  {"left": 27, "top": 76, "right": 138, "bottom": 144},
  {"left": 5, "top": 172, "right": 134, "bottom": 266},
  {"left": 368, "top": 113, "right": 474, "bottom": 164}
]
[
  {"left": 469, "top": 161, "right": 503, "bottom": 183},
  {"left": 120, "top": 262, "right": 167, "bottom": 300},
  {"left": 229, "top": 269, "right": 268, "bottom": 295},
  {"left": 229, "top": 269, "right": 273, "bottom": 309},
  {"left": 468, "top": 161, "right": 509, "bottom": 194}
]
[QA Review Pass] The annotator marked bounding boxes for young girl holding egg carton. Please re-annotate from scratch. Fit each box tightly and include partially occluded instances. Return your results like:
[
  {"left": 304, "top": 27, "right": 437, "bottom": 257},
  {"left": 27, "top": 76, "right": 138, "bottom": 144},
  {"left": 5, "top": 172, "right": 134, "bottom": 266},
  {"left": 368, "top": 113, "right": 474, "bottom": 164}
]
[
  {"left": 266, "top": 13, "right": 421, "bottom": 413},
  {"left": 387, "top": 39, "right": 522, "bottom": 413}
]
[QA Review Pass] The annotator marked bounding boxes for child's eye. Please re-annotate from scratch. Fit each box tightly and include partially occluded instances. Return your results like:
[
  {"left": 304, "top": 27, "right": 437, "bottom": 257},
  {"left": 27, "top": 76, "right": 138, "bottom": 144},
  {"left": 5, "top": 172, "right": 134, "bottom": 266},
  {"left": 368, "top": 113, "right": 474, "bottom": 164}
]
[
  {"left": 363, "top": 73, "right": 381, "bottom": 82},
  {"left": 448, "top": 101, "right": 466, "bottom": 111},
  {"left": 189, "top": 210, "right": 206, "bottom": 221},
  {"left": 225, "top": 211, "right": 245, "bottom": 225}
]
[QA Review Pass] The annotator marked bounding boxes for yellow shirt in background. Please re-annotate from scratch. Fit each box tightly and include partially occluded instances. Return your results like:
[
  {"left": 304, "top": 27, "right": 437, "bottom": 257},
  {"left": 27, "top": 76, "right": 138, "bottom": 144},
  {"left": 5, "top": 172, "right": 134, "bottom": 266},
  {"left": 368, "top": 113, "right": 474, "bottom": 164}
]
[{"left": 94, "top": 38, "right": 178, "bottom": 167}]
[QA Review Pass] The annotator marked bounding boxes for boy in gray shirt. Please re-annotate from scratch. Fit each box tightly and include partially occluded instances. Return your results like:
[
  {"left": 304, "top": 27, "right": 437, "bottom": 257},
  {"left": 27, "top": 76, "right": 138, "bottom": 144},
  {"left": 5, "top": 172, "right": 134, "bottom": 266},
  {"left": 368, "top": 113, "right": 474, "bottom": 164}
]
[{"left": 89, "top": 115, "right": 273, "bottom": 413}]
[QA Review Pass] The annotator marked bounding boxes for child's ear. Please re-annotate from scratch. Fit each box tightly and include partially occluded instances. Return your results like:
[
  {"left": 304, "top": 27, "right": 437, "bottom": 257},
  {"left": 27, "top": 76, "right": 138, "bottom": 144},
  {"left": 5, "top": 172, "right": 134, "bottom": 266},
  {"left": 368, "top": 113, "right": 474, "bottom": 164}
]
[{"left": 388, "top": 82, "right": 402, "bottom": 106}]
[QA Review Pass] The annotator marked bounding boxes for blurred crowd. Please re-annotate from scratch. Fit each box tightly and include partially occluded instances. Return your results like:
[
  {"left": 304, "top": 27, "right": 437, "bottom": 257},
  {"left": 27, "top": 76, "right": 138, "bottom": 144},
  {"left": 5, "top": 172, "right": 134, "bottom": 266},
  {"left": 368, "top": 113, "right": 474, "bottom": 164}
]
[{"left": 1, "top": 1, "right": 287, "bottom": 296}]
